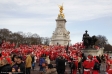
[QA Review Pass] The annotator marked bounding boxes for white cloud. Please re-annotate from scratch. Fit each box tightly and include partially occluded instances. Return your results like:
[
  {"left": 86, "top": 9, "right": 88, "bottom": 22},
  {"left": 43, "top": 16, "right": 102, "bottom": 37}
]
[
  {"left": 0, "top": 0, "right": 112, "bottom": 45},
  {"left": 0, "top": 0, "right": 112, "bottom": 21},
  {"left": 0, "top": 17, "right": 56, "bottom": 26}
]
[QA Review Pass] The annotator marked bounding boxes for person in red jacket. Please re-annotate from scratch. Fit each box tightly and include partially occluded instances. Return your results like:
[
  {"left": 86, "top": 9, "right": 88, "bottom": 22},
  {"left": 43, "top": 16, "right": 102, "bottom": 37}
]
[
  {"left": 83, "top": 55, "right": 93, "bottom": 74},
  {"left": 107, "top": 57, "right": 112, "bottom": 74},
  {"left": 106, "top": 57, "right": 111, "bottom": 73}
]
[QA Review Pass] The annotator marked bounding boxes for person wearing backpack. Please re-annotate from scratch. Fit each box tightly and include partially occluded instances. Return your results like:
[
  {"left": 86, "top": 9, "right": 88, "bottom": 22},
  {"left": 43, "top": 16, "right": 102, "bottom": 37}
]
[
  {"left": 39, "top": 55, "right": 46, "bottom": 72},
  {"left": 56, "top": 56, "right": 66, "bottom": 74},
  {"left": 92, "top": 57, "right": 100, "bottom": 74}
]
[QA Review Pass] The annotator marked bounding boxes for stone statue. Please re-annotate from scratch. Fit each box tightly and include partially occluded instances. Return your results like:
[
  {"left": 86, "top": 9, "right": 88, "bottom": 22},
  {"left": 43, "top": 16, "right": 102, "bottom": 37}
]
[
  {"left": 90, "top": 35, "right": 98, "bottom": 48},
  {"left": 58, "top": 4, "right": 65, "bottom": 19},
  {"left": 82, "top": 30, "right": 98, "bottom": 48},
  {"left": 82, "top": 30, "right": 90, "bottom": 48},
  {"left": 50, "top": 5, "right": 71, "bottom": 45}
]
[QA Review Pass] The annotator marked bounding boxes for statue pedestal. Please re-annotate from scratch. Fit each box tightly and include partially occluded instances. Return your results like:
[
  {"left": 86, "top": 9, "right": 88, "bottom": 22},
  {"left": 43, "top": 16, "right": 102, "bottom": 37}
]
[
  {"left": 50, "top": 18, "right": 71, "bottom": 46},
  {"left": 81, "top": 48, "right": 104, "bottom": 57}
]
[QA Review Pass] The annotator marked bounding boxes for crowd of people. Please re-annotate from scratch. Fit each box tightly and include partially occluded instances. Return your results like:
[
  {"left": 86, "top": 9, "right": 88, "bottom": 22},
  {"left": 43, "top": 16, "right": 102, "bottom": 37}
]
[{"left": 0, "top": 41, "right": 111, "bottom": 74}]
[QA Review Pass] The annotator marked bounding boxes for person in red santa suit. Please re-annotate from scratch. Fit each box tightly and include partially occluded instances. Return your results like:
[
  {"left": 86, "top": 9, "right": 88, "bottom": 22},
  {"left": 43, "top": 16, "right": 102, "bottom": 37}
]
[
  {"left": 83, "top": 54, "right": 93, "bottom": 74},
  {"left": 50, "top": 51, "right": 54, "bottom": 61},
  {"left": 106, "top": 56, "right": 111, "bottom": 74},
  {"left": 107, "top": 57, "right": 112, "bottom": 74}
]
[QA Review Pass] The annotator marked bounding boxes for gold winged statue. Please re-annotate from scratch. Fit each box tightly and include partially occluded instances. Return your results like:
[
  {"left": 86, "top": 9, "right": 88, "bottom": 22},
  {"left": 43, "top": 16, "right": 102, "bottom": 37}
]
[{"left": 58, "top": 4, "right": 65, "bottom": 19}]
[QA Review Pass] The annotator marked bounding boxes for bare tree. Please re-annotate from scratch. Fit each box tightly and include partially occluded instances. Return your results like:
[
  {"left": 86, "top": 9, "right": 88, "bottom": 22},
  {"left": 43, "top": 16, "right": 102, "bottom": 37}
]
[
  {"left": 0, "top": 28, "right": 12, "bottom": 41},
  {"left": 96, "top": 35, "right": 108, "bottom": 47},
  {"left": 0, "top": 28, "right": 50, "bottom": 46},
  {"left": 104, "top": 44, "right": 112, "bottom": 52},
  {"left": 42, "top": 37, "right": 50, "bottom": 45}
]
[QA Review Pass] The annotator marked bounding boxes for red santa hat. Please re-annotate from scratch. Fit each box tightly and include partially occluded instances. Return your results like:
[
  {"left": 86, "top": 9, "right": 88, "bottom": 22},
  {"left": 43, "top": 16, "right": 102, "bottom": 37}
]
[
  {"left": 88, "top": 54, "right": 92, "bottom": 59},
  {"left": 6, "top": 57, "right": 12, "bottom": 64},
  {"left": 93, "top": 56, "right": 96, "bottom": 58}
]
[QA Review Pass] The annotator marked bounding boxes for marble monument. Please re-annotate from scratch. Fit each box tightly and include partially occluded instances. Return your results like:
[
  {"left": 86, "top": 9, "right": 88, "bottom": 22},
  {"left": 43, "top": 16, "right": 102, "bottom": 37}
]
[{"left": 50, "top": 4, "right": 71, "bottom": 45}]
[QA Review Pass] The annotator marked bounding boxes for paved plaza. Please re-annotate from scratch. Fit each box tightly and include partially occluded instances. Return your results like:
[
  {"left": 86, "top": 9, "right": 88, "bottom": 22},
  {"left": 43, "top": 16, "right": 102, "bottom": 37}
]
[{"left": 31, "top": 61, "right": 106, "bottom": 74}]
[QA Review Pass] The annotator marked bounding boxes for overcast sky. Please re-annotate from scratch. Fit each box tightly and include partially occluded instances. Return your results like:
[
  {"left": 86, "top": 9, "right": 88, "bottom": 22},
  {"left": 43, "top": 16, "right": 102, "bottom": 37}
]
[{"left": 0, "top": 0, "right": 112, "bottom": 45}]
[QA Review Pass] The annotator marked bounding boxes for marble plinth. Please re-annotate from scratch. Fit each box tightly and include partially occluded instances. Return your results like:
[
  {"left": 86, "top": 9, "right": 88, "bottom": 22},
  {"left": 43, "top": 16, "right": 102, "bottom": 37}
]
[
  {"left": 50, "top": 18, "right": 71, "bottom": 46},
  {"left": 81, "top": 48, "right": 104, "bottom": 56}
]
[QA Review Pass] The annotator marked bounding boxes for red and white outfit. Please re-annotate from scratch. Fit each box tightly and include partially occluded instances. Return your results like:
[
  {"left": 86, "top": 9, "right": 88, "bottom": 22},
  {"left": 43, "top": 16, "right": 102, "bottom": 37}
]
[
  {"left": 108, "top": 69, "right": 112, "bottom": 74},
  {"left": 107, "top": 59, "right": 112, "bottom": 74},
  {"left": 83, "top": 58, "right": 92, "bottom": 74},
  {"left": 106, "top": 59, "right": 111, "bottom": 73}
]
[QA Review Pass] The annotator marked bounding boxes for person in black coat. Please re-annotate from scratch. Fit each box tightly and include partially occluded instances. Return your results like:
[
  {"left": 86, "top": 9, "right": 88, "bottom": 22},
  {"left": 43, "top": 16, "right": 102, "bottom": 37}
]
[
  {"left": 31, "top": 55, "right": 35, "bottom": 70},
  {"left": 16, "top": 56, "right": 25, "bottom": 74},
  {"left": 0, "top": 58, "right": 12, "bottom": 74},
  {"left": 81, "top": 53, "right": 87, "bottom": 74},
  {"left": 55, "top": 55, "right": 59, "bottom": 73},
  {"left": 56, "top": 56, "right": 66, "bottom": 74}
]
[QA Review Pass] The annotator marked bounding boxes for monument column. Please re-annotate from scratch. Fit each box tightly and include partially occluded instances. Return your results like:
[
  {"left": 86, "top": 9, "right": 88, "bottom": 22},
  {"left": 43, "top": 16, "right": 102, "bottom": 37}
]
[{"left": 50, "top": 4, "right": 71, "bottom": 46}]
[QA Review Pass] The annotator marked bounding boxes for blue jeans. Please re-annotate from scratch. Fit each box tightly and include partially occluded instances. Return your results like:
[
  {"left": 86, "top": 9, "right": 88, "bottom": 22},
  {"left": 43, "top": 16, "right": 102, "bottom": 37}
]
[
  {"left": 39, "top": 65, "right": 44, "bottom": 71},
  {"left": 32, "top": 63, "right": 35, "bottom": 70}
]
